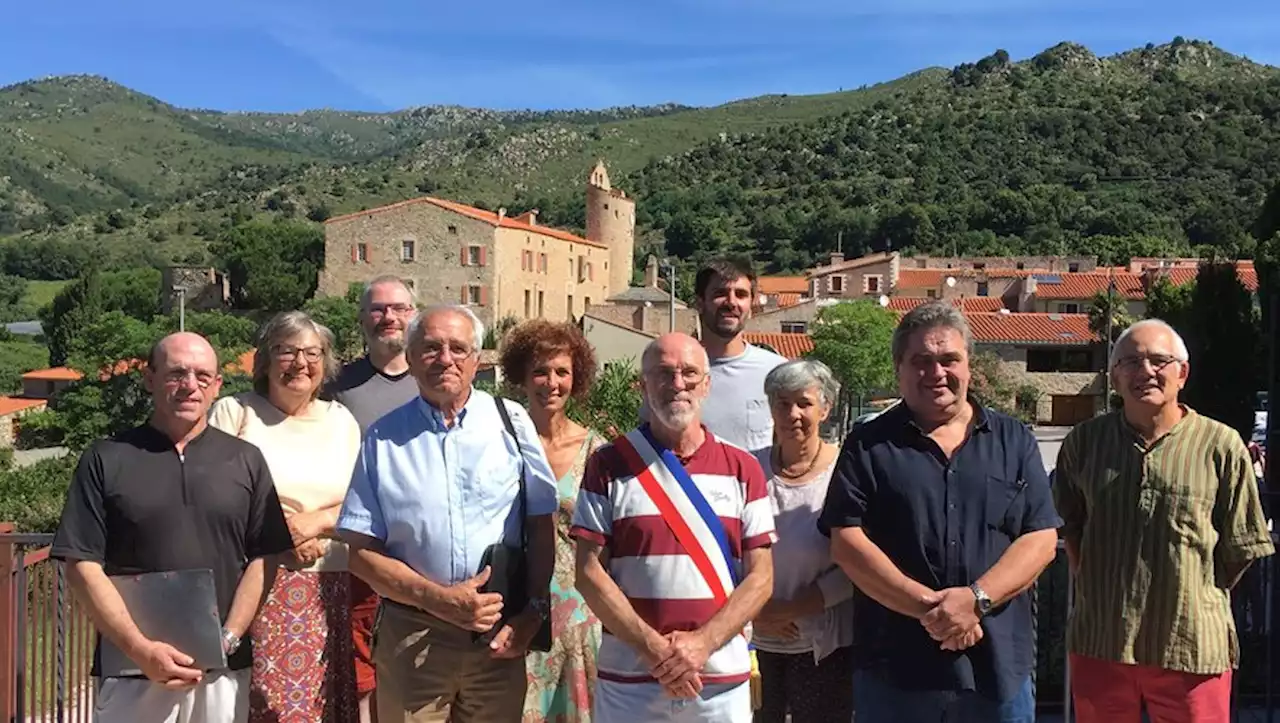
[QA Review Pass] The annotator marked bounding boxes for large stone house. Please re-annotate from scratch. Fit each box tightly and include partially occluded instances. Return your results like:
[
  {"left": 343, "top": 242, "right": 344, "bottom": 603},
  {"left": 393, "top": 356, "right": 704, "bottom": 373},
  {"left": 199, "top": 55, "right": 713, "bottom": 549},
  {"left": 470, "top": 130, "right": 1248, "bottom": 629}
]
[{"left": 318, "top": 161, "right": 636, "bottom": 329}]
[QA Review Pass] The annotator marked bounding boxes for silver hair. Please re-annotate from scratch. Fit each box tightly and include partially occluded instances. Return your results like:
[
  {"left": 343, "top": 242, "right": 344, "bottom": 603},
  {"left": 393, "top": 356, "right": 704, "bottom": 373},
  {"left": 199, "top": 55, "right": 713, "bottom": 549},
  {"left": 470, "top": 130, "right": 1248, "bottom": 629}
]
[
  {"left": 359, "top": 274, "right": 419, "bottom": 311},
  {"left": 891, "top": 301, "right": 974, "bottom": 365},
  {"left": 1109, "top": 318, "right": 1190, "bottom": 367},
  {"left": 252, "top": 310, "right": 338, "bottom": 397},
  {"left": 764, "top": 359, "right": 840, "bottom": 408},
  {"left": 406, "top": 304, "right": 486, "bottom": 352}
]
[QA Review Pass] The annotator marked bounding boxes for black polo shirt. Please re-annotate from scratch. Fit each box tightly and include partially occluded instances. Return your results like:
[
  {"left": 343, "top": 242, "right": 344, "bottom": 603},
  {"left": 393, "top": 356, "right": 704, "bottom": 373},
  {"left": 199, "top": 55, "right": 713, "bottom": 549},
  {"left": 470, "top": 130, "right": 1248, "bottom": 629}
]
[
  {"left": 819, "top": 401, "right": 1061, "bottom": 701},
  {"left": 51, "top": 423, "right": 293, "bottom": 675}
]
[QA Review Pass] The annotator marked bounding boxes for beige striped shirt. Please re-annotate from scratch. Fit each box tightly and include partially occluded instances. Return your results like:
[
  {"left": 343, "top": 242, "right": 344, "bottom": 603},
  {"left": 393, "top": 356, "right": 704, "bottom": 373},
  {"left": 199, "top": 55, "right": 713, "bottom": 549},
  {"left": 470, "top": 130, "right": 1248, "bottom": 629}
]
[{"left": 1054, "top": 407, "right": 1275, "bottom": 674}]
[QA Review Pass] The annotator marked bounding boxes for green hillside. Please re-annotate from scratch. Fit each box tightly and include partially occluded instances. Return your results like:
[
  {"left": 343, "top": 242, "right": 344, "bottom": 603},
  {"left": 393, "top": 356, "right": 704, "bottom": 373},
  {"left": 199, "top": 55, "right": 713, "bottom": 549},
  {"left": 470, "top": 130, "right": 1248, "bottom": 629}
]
[{"left": 0, "top": 38, "right": 1277, "bottom": 276}]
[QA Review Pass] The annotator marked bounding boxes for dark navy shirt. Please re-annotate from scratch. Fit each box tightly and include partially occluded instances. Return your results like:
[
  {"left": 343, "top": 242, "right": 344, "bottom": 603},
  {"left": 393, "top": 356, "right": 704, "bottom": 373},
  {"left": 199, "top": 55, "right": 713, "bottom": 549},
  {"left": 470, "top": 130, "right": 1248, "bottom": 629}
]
[{"left": 819, "top": 401, "right": 1061, "bottom": 701}]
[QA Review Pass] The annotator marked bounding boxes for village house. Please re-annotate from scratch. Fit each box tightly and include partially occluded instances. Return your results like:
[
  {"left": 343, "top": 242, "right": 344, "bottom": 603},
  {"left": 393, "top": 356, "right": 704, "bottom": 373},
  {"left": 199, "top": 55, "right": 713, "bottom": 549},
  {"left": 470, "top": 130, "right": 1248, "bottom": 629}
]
[{"left": 318, "top": 161, "right": 636, "bottom": 329}]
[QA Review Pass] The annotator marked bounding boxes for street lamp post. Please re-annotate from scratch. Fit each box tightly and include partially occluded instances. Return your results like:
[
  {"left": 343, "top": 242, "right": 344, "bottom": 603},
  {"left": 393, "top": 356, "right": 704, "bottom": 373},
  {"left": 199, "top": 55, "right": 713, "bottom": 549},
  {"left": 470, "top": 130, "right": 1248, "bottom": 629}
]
[
  {"left": 662, "top": 261, "right": 675, "bottom": 333},
  {"left": 172, "top": 286, "right": 186, "bottom": 332}
]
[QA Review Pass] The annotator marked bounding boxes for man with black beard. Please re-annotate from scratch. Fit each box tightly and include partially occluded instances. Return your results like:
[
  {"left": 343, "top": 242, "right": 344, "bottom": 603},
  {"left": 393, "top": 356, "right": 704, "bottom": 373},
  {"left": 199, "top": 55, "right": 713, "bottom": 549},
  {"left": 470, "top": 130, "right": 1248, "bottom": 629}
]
[
  {"left": 323, "top": 274, "right": 421, "bottom": 723},
  {"left": 693, "top": 258, "right": 786, "bottom": 452}
]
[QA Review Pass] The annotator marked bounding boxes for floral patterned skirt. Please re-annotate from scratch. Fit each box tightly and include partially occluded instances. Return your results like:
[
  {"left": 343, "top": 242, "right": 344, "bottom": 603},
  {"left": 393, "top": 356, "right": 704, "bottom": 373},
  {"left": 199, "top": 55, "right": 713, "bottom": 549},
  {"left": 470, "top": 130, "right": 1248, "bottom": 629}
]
[
  {"left": 249, "top": 569, "right": 359, "bottom": 723},
  {"left": 522, "top": 620, "right": 602, "bottom": 723}
]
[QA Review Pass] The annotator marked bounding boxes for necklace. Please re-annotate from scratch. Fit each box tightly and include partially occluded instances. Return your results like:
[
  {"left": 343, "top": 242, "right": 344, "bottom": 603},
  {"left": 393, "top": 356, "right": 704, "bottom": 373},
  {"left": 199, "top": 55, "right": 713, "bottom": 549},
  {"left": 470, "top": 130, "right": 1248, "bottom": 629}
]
[{"left": 774, "top": 442, "right": 823, "bottom": 480}]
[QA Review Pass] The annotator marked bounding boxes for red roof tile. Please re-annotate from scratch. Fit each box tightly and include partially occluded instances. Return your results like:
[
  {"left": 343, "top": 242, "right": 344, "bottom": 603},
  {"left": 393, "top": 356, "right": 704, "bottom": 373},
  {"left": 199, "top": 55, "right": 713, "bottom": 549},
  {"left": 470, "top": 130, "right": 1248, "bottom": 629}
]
[
  {"left": 0, "top": 397, "right": 47, "bottom": 416},
  {"left": 887, "top": 297, "right": 1006, "bottom": 312},
  {"left": 743, "top": 333, "right": 814, "bottom": 360},
  {"left": 758, "top": 276, "right": 808, "bottom": 295},
  {"left": 775, "top": 293, "right": 802, "bottom": 308},
  {"left": 1031, "top": 272, "right": 1145, "bottom": 300},
  {"left": 963, "top": 312, "right": 1097, "bottom": 346},
  {"left": 325, "top": 197, "right": 605, "bottom": 248},
  {"left": 895, "top": 269, "right": 946, "bottom": 289},
  {"left": 22, "top": 367, "right": 83, "bottom": 382},
  {"left": 1161, "top": 265, "right": 1258, "bottom": 292}
]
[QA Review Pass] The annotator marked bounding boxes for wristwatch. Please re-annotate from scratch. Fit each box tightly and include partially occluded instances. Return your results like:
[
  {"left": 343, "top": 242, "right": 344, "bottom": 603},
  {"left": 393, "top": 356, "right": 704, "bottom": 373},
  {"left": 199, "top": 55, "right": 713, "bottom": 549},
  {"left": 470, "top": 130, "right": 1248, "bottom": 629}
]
[
  {"left": 969, "top": 584, "right": 993, "bottom": 617},
  {"left": 527, "top": 597, "right": 551, "bottom": 621},
  {"left": 221, "top": 628, "right": 242, "bottom": 655}
]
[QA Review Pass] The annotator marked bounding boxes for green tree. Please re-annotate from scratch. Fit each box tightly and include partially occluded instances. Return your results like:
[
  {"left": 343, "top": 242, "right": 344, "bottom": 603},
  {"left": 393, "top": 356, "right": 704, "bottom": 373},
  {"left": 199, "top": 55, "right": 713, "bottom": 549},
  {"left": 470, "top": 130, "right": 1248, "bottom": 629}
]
[
  {"left": 0, "top": 455, "right": 79, "bottom": 533},
  {"left": 40, "top": 269, "right": 105, "bottom": 366},
  {"left": 969, "top": 350, "right": 1019, "bottom": 415},
  {"left": 212, "top": 220, "right": 325, "bottom": 312},
  {"left": 302, "top": 295, "right": 363, "bottom": 361},
  {"left": 808, "top": 301, "right": 898, "bottom": 430},
  {"left": 1183, "top": 263, "right": 1260, "bottom": 439},
  {"left": 568, "top": 360, "right": 642, "bottom": 437},
  {"left": 1087, "top": 288, "right": 1135, "bottom": 344}
]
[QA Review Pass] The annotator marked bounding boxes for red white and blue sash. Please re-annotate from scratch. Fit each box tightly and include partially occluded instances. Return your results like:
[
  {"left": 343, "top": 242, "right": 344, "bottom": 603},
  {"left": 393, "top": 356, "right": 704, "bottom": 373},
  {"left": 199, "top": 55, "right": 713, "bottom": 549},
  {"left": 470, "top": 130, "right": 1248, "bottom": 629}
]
[{"left": 612, "top": 426, "right": 739, "bottom": 603}]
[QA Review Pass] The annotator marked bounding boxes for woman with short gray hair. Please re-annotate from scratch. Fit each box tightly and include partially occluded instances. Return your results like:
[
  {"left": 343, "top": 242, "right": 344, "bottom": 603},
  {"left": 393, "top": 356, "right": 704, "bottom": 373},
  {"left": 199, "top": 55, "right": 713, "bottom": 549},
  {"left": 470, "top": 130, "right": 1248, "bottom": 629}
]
[
  {"left": 751, "top": 358, "right": 855, "bottom": 722},
  {"left": 209, "top": 310, "right": 362, "bottom": 723}
]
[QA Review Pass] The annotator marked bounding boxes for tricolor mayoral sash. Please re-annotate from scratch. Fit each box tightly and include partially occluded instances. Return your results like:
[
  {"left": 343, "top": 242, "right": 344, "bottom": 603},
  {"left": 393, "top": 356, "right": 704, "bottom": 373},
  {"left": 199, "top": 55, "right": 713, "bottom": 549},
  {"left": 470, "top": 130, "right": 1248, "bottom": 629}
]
[{"left": 597, "top": 426, "right": 756, "bottom": 685}]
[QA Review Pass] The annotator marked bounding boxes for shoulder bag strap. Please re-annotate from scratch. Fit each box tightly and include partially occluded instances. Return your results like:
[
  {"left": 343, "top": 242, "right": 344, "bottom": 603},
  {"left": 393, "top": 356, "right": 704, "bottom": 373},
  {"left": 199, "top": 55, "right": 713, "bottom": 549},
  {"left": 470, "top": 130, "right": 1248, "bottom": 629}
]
[{"left": 493, "top": 396, "right": 529, "bottom": 545}]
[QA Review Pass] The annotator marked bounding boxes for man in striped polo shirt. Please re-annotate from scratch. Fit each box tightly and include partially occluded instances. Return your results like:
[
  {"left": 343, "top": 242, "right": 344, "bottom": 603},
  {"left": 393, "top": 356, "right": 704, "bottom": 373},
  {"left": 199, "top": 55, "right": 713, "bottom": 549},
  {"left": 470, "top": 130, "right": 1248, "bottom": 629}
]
[
  {"left": 1055, "top": 318, "right": 1275, "bottom": 723},
  {"left": 572, "top": 332, "right": 776, "bottom": 722}
]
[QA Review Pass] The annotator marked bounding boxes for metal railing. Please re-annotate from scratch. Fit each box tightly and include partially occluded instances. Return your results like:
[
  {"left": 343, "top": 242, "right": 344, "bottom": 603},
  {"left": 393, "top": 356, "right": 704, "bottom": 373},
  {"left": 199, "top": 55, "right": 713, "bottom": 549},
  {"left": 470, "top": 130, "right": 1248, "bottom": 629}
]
[{"left": 1, "top": 525, "right": 96, "bottom": 723}]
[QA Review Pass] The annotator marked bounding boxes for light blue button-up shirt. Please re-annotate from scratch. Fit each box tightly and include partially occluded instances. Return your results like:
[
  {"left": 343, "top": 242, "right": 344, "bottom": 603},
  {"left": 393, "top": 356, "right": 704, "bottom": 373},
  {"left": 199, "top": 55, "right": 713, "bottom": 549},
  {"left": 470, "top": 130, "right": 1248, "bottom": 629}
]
[{"left": 336, "top": 388, "right": 557, "bottom": 586}]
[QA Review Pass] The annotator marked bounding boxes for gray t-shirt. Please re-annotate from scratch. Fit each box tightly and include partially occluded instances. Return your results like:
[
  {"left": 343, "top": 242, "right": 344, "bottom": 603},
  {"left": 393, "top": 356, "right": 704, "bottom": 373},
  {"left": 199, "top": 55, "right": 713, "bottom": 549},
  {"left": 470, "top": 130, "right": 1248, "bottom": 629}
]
[
  {"left": 702, "top": 344, "right": 787, "bottom": 452},
  {"left": 322, "top": 356, "right": 420, "bottom": 434}
]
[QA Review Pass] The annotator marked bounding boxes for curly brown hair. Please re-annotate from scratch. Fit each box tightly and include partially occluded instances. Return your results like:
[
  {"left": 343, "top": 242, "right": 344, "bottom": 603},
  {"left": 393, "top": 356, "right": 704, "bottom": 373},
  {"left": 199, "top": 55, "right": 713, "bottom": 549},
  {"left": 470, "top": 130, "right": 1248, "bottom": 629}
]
[{"left": 499, "top": 320, "right": 598, "bottom": 399}]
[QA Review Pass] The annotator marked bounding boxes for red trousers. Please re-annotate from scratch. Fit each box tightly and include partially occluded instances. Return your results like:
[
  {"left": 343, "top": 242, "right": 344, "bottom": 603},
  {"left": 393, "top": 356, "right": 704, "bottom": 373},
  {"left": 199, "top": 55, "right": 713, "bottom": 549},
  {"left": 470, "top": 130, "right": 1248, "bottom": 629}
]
[{"left": 1070, "top": 654, "right": 1232, "bottom": 723}]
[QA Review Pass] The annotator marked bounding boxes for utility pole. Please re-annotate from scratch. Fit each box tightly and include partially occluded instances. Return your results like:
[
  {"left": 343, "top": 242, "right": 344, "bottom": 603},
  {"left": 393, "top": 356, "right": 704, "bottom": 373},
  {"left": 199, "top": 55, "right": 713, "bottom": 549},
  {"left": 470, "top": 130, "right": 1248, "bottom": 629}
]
[
  {"left": 1104, "top": 271, "right": 1116, "bottom": 412},
  {"left": 664, "top": 261, "right": 676, "bottom": 333},
  {"left": 173, "top": 286, "right": 186, "bottom": 332}
]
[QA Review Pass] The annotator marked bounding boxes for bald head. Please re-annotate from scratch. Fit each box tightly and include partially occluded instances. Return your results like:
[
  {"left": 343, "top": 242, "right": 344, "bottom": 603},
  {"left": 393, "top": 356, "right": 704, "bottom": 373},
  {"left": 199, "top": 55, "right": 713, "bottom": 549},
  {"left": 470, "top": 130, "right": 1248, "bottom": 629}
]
[
  {"left": 642, "top": 333, "right": 709, "bottom": 375},
  {"left": 148, "top": 332, "right": 217, "bottom": 370}
]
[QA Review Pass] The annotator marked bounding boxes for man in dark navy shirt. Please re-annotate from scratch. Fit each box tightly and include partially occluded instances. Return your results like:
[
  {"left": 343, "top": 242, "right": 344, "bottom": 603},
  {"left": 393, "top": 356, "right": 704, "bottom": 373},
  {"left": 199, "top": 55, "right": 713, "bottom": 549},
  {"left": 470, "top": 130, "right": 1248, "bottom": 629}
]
[
  {"left": 52, "top": 332, "right": 292, "bottom": 723},
  {"left": 820, "top": 301, "right": 1061, "bottom": 723}
]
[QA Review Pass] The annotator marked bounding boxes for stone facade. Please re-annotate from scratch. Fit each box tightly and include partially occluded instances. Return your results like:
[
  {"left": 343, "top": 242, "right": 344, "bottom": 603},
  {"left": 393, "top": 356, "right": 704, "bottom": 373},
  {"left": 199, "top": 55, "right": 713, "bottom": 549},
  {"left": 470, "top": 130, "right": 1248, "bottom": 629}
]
[
  {"left": 318, "top": 162, "right": 635, "bottom": 329},
  {"left": 161, "top": 267, "right": 229, "bottom": 315},
  {"left": 744, "top": 300, "right": 822, "bottom": 334},
  {"left": 983, "top": 345, "right": 1106, "bottom": 423},
  {"left": 808, "top": 255, "right": 896, "bottom": 300},
  {"left": 903, "top": 254, "right": 1097, "bottom": 273},
  {"left": 581, "top": 314, "right": 656, "bottom": 369}
]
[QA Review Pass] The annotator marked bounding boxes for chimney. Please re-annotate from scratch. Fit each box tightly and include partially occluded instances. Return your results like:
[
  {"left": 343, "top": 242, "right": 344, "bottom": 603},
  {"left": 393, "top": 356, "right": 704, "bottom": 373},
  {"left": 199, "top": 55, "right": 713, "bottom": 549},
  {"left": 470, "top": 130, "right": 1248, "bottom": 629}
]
[
  {"left": 830, "top": 252, "right": 844, "bottom": 266},
  {"left": 526, "top": 208, "right": 538, "bottom": 226},
  {"left": 497, "top": 207, "right": 507, "bottom": 221},
  {"left": 644, "top": 255, "right": 659, "bottom": 288}
]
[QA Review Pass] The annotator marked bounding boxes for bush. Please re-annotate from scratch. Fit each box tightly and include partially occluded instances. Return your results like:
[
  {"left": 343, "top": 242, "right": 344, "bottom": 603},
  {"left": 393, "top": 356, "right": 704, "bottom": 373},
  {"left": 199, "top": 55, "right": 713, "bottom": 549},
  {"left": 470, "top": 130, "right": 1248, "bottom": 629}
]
[{"left": 0, "top": 454, "right": 77, "bottom": 533}]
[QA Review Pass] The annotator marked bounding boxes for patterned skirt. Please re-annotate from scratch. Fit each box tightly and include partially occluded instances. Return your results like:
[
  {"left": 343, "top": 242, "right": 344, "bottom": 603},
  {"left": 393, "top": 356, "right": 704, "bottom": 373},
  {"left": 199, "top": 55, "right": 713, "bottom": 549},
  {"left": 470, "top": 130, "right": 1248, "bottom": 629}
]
[
  {"left": 522, "top": 620, "right": 602, "bottom": 723},
  {"left": 249, "top": 569, "right": 359, "bottom": 723}
]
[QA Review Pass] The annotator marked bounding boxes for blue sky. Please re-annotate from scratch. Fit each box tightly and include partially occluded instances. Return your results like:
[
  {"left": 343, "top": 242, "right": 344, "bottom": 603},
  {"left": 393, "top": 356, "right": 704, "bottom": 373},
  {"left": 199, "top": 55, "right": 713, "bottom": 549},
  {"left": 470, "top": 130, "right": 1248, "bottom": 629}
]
[{"left": 3, "top": 0, "right": 1278, "bottom": 113}]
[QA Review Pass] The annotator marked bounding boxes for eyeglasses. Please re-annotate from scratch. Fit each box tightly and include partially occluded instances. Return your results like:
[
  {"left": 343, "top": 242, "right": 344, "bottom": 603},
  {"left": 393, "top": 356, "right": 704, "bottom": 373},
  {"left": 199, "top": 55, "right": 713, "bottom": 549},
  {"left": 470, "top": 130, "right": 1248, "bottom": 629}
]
[
  {"left": 646, "top": 367, "right": 706, "bottom": 388},
  {"left": 163, "top": 368, "right": 218, "bottom": 389},
  {"left": 418, "top": 342, "right": 475, "bottom": 362},
  {"left": 367, "top": 303, "right": 415, "bottom": 317},
  {"left": 1113, "top": 354, "right": 1181, "bottom": 373},
  {"left": 273, "top": 346, "right": 324, "bottom": 363}
]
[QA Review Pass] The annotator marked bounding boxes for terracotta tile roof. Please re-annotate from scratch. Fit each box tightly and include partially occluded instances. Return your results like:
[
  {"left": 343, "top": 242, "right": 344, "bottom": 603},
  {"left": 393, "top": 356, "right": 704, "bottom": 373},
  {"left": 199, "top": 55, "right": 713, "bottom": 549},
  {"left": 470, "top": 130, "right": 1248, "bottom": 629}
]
[
  {"left": 22, "top": 367, "right": 83, "bottom": 382},
  {"left": 757, "top": 276, "right": 808, "bottom": 295},
  {"left": 325, "top": 197, "right": 605, "bottom": 248},
  {"left": 775, "top": 293, "right": 802, "bottom": 308},
  {"left": 964, "top": 312, "right": 1097, "bottom": 346},
  {"left": 807, "top": 252, "right": 894, "bottom": 277},
  {"left": 886, "top": 297, "right": 1006, "bottom": 312},
  {"left": 1031, "top": 272, "right": 1145, "bottom": 300},
  {"left": 743, "top": 333, "right": 814, "bottom": 360},
  {"left": 1161, "top": 265, "right": 1258, "bottom": 292},
  {"left": 0, "top": 397, "right": 47, "bottom": 416},
  {"left": 893, "top": 269, "right": 945, "bottom": 289}
]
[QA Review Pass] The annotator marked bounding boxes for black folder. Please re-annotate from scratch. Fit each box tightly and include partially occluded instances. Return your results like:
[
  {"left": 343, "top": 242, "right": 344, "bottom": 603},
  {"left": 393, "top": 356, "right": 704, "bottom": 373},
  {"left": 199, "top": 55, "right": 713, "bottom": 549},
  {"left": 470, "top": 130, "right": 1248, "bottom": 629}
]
[{"left": 98, "top": 569, "right": 228, "bottom": 677}]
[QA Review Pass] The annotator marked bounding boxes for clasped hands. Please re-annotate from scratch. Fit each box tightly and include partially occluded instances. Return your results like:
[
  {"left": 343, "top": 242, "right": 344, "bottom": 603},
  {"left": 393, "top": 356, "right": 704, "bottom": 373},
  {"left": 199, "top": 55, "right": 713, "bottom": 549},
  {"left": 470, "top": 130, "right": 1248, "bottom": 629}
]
[
  {"left": 646, "top": 629, "right": 714, "bottom": 700},
  {"left": 426, "top": 566, "right": 541, "bottom": 660},
  {"left": 920, "top": 587, "right": 984, "bottom": 651}
]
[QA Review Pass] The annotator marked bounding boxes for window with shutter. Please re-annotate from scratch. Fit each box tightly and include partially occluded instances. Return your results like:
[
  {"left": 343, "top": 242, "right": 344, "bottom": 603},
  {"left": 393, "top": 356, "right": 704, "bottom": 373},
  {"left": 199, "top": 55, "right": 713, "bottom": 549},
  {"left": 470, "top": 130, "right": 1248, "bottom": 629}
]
[{"left": 460, "top": 245, "right": 469, "bottom": 266}]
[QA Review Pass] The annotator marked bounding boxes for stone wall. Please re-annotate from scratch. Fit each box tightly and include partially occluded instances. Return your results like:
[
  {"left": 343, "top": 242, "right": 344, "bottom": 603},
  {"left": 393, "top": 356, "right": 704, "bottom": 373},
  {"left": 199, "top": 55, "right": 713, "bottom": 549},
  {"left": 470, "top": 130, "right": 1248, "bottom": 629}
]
[
  {"left": 985, "top": 345, "right": 1106, "bottom": 422},
  {"left": 161, "top": 266, "right": 228, "bottom": 314},
  {"left": 810, "top": 259, "right": 894, "bottom": 300},
  {"left": 745, "top": 301, "right": 819, "bottom": 333},
  {"left": 493, "top": 228, "right": 612, "bottom": 323}
]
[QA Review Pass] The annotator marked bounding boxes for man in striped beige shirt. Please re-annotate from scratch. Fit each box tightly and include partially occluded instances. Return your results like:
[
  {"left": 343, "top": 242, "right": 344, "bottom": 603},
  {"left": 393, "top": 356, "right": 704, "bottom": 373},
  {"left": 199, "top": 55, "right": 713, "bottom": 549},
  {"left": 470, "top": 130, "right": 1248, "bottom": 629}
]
[{"left": 1054, "top": 318, "right": 1275, "bottom": 723}]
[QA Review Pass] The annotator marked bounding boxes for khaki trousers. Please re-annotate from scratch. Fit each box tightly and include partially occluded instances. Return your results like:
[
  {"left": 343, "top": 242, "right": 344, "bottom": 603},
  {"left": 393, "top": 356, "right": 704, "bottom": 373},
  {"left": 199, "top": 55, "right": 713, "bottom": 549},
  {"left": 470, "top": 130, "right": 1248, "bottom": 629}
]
[{"left": 373, "top": 602, "right": 526, "bottom": 723}]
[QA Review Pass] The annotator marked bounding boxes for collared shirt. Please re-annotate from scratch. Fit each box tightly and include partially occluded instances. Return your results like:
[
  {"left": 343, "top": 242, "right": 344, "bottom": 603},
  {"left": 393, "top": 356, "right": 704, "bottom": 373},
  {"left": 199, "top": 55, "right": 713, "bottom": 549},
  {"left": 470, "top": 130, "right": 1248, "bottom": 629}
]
[
  {"left": 50, "top": 424, "right": 294, "bottom": 674},
  {"left": 337, "top": 388, "right": 558, "bottom": 587},
  {"left": 1054, "top": 408, "right": 1275, "bottom": 674},
  {"left": 819, "top": 402, "right": 1062, "bottom": 701}
]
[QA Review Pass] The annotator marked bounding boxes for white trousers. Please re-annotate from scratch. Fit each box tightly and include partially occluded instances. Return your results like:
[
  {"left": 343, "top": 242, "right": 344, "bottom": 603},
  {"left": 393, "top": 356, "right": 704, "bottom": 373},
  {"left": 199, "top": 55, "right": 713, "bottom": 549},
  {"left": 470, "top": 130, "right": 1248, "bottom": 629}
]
[
  {"left": 594, "top": 680, "right": 752, "bottom": 723},
  {"left": 94, "top": 669, "right": 250, "bottom": 723}
]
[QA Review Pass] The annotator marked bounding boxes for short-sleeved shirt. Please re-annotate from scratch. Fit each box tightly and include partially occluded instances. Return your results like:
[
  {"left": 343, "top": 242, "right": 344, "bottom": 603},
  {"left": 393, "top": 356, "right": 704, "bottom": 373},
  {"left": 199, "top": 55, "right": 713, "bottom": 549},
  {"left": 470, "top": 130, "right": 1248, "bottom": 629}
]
[
  {"left": 322, "top": 356, "right": 420, "bottom": 434},
  {"left": 336, "top": 388, "right": 559, "bottom": 587},
  {"left": 819, "top": 402, "right": 1061, "bottom": 701},
  {"left": 701, "top": 344, "right": 787, "bottom": 452},
  {"left": 50, "top": 423, "right": 293, "bottom": 674},
  {"left": 1054, "top": 408, "right": 1275, "bottom": 674},
  {"left": 570, "top": 426, "right": 777, "bottom": 684}
]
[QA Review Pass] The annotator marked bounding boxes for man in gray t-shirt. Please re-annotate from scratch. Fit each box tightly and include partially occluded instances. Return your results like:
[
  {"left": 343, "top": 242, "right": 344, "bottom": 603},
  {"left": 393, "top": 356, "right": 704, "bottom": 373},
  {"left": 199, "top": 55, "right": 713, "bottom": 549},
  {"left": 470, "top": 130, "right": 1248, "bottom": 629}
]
[
  {"left": 693, "top": 259, "right": 786, "bottom": 451},
  {"left": 319, "top": 274, "right": 420, "bottom": 723}
]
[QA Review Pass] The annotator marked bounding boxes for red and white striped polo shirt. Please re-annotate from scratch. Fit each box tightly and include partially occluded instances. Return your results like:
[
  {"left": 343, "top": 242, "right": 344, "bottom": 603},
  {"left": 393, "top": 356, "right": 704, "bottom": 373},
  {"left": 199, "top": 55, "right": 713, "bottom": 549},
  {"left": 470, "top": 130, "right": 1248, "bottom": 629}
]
[{"left": 570, "top": 426, "right": 776, "bottom": 684}]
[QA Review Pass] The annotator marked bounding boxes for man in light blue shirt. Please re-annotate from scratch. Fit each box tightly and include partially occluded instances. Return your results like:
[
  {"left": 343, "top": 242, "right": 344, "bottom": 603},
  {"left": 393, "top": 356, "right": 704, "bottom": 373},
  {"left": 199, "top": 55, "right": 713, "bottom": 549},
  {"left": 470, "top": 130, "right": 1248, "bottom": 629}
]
[{"left": 337, "top": 304, "right": 558, "bottom": 723}]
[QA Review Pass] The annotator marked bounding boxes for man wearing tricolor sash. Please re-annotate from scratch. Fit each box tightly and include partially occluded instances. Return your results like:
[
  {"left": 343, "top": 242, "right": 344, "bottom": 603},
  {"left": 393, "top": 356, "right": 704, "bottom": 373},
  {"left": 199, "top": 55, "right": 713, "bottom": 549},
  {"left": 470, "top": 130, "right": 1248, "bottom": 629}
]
[{"left": 572, "top": 333, "right": 777, "bottom": 723}]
